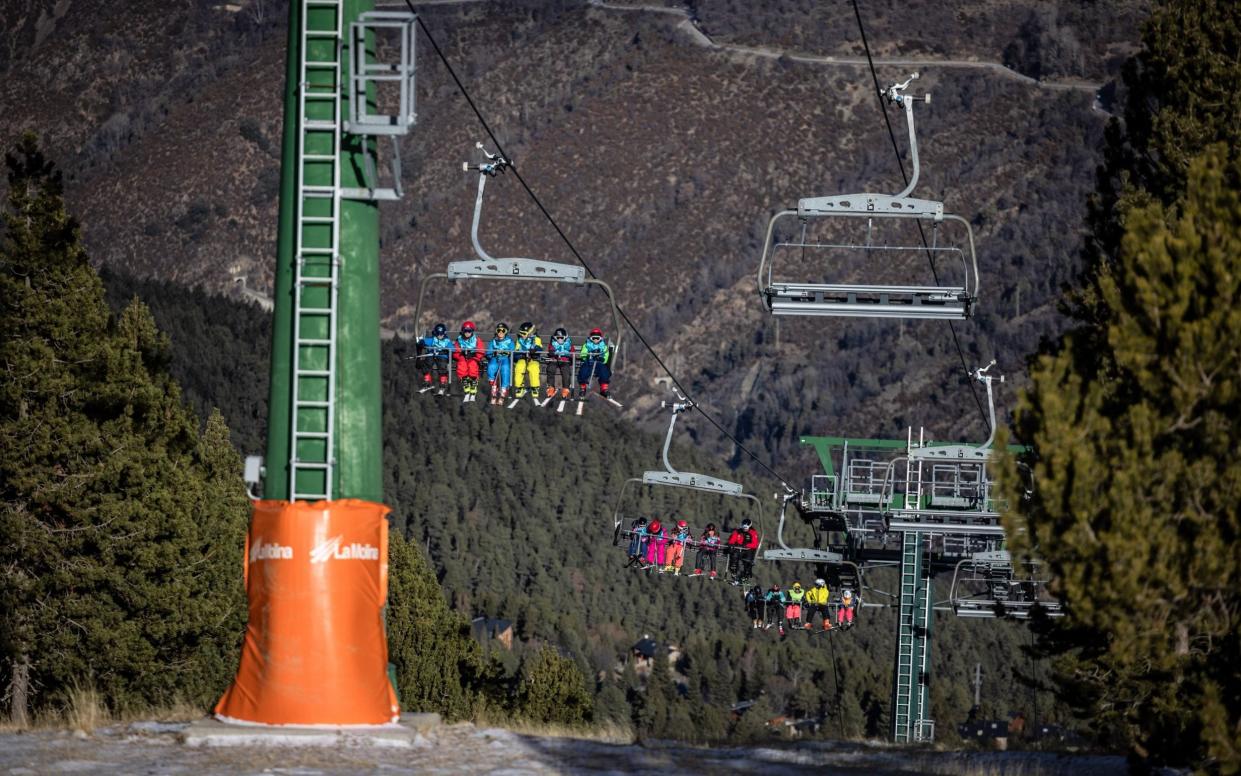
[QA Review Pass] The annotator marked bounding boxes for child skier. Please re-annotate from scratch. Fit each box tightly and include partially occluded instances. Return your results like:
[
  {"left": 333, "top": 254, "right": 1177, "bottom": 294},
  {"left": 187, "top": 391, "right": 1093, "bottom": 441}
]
[
  {"left": 419, "top": 323, "right": 453, "bottom": 395},
  {"left": 545, "top": 328, "right": 574, "bottom": 399},
  {"left": 452, "top": 321, "right": 485, "bottom": 401},
  {"left": 485, "top": 322, "right": 516, "bottom": 405},
  {"left": 625, "top": 516, "right": 649, "bottom": 569},
  {"left": 664, "top": 519, "right": 691, "bottom": 575},
  {"left": 764, "top": 584, "right": 786, "bottom": 636},
  {"left": 513, "top": 321, "right": 543, "bottom": 399},
  {"left": 837, "top": 588, "right": 856, "bottom": 629},
  {"left": 645, "top": 518, "right": 668, "bottom": 570},
  {"left": 804, "top": 578, "right": 832, "bottom": 631},
  {"left": 745, "top": 584, "right": 765, "bottom": 629},
  {"left": 785, "top": 581, "right": 806, "bottom": 630},
  {"left": 577, "top": 327, "right": 611, "bottom": 399},
  {"left": 693, "top": 523, "right": 721, "bottom": 578}
]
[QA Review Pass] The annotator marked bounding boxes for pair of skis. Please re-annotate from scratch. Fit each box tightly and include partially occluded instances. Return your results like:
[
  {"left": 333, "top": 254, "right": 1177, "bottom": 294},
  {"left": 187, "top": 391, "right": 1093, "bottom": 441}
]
[{"left": 437, "top": 386, "right": 623, "bottom": 412}]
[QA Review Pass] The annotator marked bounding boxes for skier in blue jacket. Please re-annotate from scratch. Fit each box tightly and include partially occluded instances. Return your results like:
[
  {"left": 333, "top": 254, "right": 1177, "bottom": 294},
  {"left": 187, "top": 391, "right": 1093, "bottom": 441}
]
[
  {"left": 577, "top": 327, "right": 611, "bottom": 399},
  {"left": 418, "top": 323, "right": 453, "bottom": 395},
  {"left": 486, "top": 322, "right": 516, "bottom": 405},
  {"left": 545, "top": 328, "right": 575, "bottom": 400}
]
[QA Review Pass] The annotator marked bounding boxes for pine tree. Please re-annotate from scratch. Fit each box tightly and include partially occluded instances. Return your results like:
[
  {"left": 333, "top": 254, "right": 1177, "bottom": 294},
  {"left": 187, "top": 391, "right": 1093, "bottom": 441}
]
[
  {"left": 1004, "top": 146, "right": 1241, "bottom": 769},
  {"left": 593, "top": 678, "right": 630, "bottom": 728},
  {"left": 0, "top": 134, "right": 247, "bottom": 717},
  {"left": 637, "top": 647, "right": 674, "bottom": 737},
  {"left": 1083, "top": 0, "right": 1240, "bottom": 330},
  {"left": 514, "top": 645, "right": 593, "bottom": 726},
  {"left": 386, "top": 527, "right": 488, "bottom": 722},
  {"left": 733, "top": 695, "right": 775, "bottom": 743}
]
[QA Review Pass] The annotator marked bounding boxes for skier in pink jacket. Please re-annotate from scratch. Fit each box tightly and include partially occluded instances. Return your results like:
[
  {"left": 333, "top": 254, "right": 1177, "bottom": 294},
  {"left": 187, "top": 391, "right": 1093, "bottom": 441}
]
[{"left": 645, "top": 518, "right": 668, "bottom": 570}]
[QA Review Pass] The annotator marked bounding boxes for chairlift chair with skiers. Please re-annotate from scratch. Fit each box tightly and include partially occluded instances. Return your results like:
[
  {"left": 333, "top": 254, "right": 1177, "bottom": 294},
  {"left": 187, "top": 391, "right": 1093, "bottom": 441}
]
[
  {"left": 756, "top": 74, "right": 980, "bottom": 320},
  {"left": 412, "top": 143, "right": 624, "bottom": 364},
  {"left": 611, "top": 396, "right": 765, "bottom": 580}
]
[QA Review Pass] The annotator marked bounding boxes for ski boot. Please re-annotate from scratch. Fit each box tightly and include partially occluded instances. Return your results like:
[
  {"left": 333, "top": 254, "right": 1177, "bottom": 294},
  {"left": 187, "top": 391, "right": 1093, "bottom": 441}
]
[
  {"left": 692, "top": 568, "right": 703, "bottom": 577},
  {"left": 560, "top": 387, "right": 571, "bottom": 399},
  {"left": 709, "top": 570, "right": 718, "bottom": 580}
]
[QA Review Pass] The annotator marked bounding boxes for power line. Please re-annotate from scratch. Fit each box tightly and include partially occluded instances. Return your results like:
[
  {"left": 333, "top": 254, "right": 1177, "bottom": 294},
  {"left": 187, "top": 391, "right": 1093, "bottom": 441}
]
[
  {"left": 411, "top": 10, "right": 797, "bottom": 490},
  {"left": 850, "top": 0, "right": 993, "bottom": 436}
]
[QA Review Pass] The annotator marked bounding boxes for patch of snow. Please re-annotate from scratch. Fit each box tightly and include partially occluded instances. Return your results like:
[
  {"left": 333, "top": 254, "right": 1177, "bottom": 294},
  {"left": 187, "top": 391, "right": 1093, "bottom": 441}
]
[{"left": 131, "top": 721, "right": 191, "bottom": 734}]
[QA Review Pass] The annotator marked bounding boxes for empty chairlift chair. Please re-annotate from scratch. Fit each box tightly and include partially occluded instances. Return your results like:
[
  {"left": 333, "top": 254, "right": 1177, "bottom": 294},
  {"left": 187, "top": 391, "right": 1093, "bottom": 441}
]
[
  {"left": 949, "top": 554, "right": 1064, "bottom": 620},
  {"left": 756, "top": 74, "right": 980, "bottom": 320}
]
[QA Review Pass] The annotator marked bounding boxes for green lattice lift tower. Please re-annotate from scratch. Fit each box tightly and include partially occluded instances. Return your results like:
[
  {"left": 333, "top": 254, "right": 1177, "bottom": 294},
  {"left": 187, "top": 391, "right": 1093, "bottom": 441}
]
[{"left": 773, "top": 368, "right": 1049, "bottom": 743}]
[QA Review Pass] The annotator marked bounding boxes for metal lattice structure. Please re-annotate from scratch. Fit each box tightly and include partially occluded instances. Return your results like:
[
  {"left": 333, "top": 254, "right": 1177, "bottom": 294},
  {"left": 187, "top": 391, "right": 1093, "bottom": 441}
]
[{"left": 763, "top": 365, "right": 1062, "bottom": 741}]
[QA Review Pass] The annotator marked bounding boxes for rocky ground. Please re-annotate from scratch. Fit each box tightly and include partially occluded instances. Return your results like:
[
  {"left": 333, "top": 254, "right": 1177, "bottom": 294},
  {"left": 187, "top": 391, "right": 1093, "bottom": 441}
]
[{"left": 0, "top": 721, "right": 1128, "bottom": 775}]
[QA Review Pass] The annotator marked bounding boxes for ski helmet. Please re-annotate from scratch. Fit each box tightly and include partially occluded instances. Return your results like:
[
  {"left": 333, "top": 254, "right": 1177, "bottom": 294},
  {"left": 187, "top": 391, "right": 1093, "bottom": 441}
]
[
  {"left": 792, "top": 582, "right": 802, "bottom": 589},
  {"left": 589, "top": 327, "right": 603, "bottom": 338},
  {"left": 741, "top": 519, "right": 752, "bottom": 530},
  {"left": 842, "top": 588, "right": 853, "bottom": 600},
  {"left": 432, "top": 323, "right": 447, "bottom": 337},
  {"left": 553, "top": 327, "right": 568, "bottom": 338},
  {"left": 815, "top": 578, "right": 827, "bottom": 587},
  {"left": 461, "top": 321, "right": 476, "bottom": 334},
  {"left": 637, "top": 516, "right": 647, "bottom": 526},
  {"left": 495, "top": 322, "right": 508, "bottom": 334},
  {"left": 518, "top": 321, "right": 535, "bottom": 337},
  {"left": 676, "top": 520, "right": 687, "bottom": 529},
  {"left": 771, "top": 584, "right": 781, "bottom": 592},
  {"left": 649, "top": 519, "right": 661, "bottom": 532},
  {"left": 705, "top": 522, "right": 716, "bottom": 532}
]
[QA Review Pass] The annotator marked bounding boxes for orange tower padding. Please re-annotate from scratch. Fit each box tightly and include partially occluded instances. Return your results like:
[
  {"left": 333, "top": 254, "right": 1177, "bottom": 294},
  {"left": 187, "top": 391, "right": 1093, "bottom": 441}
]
[{"left": 214, "top": 499, "right": 400, "bottom": 726}]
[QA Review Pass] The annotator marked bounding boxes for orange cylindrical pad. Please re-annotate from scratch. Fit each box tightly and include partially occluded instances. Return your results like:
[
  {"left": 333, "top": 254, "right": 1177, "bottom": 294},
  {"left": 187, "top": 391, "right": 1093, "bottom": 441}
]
[{"left": 214, "top": 499, "right": 399, "bottom": 726}]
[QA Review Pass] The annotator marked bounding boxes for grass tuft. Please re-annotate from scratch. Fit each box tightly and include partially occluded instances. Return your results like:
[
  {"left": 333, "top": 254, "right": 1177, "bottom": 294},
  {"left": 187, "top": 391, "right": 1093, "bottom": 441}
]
[{"left": 65, "top": 683, "right": 107, "bottom": 733}]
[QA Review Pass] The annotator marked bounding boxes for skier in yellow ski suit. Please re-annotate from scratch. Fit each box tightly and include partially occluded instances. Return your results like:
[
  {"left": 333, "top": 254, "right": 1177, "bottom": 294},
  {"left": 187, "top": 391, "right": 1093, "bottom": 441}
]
[
  {"left": 804, "top": 578, "right": 832, "bottom": 631},
  {"left": 513, "top": 322, "right": 543, "bottom": 398}
]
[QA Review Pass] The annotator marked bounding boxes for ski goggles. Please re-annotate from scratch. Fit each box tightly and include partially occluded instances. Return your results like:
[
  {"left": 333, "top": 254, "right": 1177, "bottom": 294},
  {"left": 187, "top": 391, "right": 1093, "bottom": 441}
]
[{"left": 589, "top": 335, "right": 602, "bottom": 342}]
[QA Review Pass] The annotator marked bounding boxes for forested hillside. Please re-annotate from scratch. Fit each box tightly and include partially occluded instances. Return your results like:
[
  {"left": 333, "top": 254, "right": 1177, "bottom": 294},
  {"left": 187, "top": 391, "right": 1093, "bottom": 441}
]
[
  {"left": 0, "top": 0, "right": 1137, "bottom": 475},
  {"left": 103, "top": 271, "right": 1062, "bottom": 741}
]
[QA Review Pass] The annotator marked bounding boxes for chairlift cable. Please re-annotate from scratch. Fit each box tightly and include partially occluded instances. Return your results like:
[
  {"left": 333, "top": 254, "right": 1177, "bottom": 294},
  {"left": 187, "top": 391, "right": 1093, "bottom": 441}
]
[
  {"left": 412, "top": 11, "right": 796, "bottom": 491},
  {"left": 827, "top": 628, "right": 847, "bottom": 738},
  {"left": 850, "top": 0, "right": 992, "bottom": 436}
]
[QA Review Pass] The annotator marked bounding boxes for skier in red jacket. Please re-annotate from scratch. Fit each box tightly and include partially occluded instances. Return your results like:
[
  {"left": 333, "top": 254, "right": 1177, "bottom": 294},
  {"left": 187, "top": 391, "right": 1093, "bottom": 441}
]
[
  {"left": 726, "top": 519, "right": 759, "bottom": 585},
  {"left": 452, "top": 321, "right": 486, "bottom": 402}
]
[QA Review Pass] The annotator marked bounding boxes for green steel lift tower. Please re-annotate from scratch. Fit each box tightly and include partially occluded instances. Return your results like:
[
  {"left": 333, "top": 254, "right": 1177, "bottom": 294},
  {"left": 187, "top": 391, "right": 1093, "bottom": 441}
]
[{"left": 264, "top": 0, "right": 417, "bottom": 502}]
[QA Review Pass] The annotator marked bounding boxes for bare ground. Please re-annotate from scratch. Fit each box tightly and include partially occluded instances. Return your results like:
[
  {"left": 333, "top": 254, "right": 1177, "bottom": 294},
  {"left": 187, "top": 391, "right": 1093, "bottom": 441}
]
[{"left": 0, "top": 721, "right": 1127, "bottom": 775}]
